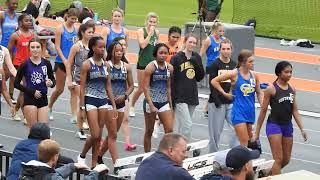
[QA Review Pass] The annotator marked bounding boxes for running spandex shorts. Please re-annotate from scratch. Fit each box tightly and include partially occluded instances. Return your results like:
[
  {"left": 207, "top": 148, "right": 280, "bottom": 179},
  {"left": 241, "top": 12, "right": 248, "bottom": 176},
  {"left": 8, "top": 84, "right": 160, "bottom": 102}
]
[
  {"left": 266, "top": 121, "right": 293, "bottom": 138},
  {"left": 85, "top": 96, "right": 112, "bottom": 111},
  {"left": 24, "top": 94, "right": 48, "bottom": 108},
  {"left": 143, "top": 99, "right": 170, "bottom": 113}
]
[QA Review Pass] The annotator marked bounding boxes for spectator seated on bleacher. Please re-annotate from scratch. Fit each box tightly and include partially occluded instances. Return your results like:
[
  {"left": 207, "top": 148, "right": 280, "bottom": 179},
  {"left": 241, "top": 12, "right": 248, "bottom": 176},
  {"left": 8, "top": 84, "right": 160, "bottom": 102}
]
[
  {"left": 200, "top": 150, "right": 233, "bottom": 180},
  {"left": 136, "top": 133, "right": 195, "bottom": 180},
  {"left": 20, "top": 139, "right": 109, "bottom": 180},
  {"left": 6, "top": 123, "right": 73, "bottom": 180}
]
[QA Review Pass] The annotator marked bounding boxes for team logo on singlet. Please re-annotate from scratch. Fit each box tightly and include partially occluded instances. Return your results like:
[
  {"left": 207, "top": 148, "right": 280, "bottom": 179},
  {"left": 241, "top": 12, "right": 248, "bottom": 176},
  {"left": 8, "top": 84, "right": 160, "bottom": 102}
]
[
  {"left": 218, "top": 69, "right": 231, "bottom": 83},
  {"left": 186, "top": 69, "right": 195, "bottom": 79},
  {"left": 278, "top": 93, "right": 294, "bottom": 104},
  {"left": 240, "top": 84, "right": 255, "bottom": 96},
  {"left": 31, "top": 71, "right": 44, "bottom": 85}
]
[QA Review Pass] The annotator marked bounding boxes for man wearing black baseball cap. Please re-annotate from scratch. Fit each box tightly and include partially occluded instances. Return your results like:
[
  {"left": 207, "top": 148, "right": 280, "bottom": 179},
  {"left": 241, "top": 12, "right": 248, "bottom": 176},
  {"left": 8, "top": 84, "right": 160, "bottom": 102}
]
[{"left": 226, "top": 145, "right": 260, "bottom": 180}]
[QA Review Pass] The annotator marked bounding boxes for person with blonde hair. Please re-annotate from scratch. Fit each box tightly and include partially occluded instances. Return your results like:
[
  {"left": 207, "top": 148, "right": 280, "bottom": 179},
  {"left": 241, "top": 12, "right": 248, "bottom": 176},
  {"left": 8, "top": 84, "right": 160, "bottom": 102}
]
[
  {"left": 129, "top": 12, "right": 159, "bottom": 117},
  {"left": 102, "top": 8, "right": 128, "bottom": 48},
  {"left": 20, "top": 139, "right": 109, "bottom": 179}
]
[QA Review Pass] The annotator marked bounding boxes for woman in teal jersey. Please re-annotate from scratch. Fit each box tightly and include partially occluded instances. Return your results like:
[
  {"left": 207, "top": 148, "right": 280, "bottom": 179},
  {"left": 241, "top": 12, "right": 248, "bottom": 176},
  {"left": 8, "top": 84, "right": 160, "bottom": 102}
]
[{"left": 211, "top": 49, "right": 263, "bottom": 146}]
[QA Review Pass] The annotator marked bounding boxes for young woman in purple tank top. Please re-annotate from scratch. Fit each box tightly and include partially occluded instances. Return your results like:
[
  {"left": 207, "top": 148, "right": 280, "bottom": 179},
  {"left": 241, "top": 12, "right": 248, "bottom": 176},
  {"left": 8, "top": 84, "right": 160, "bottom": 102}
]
[{"left": 254, "top": 61, "right": 307, "bottom": 175}]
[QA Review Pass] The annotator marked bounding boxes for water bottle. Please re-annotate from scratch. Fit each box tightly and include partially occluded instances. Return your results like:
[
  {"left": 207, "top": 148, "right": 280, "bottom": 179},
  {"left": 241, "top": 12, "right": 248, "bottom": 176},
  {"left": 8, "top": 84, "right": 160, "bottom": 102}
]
[{"left": 94, "top": 13, "right": 99, "bottom": 23}]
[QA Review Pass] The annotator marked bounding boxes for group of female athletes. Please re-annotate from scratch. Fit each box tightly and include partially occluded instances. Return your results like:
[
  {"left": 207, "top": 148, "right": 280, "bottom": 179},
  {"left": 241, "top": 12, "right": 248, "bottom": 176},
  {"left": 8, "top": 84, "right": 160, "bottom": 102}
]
[{"left": 0, "top": 0, "right": 308, "bottom": 174}]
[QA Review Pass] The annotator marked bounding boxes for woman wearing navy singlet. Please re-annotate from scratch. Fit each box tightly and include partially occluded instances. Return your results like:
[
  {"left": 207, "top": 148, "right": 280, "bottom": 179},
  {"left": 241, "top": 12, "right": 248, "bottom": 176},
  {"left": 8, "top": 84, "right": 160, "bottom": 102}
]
[
  {"left": 0, "top": 0, "right": 18, "bottom": 47},
  {"left": 48, "top": 8, "right": 79, "bottom": 121},
  {"left": 14, "top": 38, "right": 55, "bottom": 128},
  {"left": 212, "top": 49, "right": 263, "bottom": 146},
  {"left": 143, "top": 43, "right": 174, "bottom": 152},
  {"left": 102, "top": 8, "right": 128, "bottom": 48},
  {"left": 8, "top": 14, "right": 35, "bottom": 121},
  {"left": 254, "top": 61, "right": 307, "bottom": 175},
  {"left": 77, "top": 36, "right": 117, "bottom": 168},
  {"left": 66, "top": 20, "right": 95, "bottom": 140},
  {"left": 98, "top": 41, "right": 134, "bottom": 163}
]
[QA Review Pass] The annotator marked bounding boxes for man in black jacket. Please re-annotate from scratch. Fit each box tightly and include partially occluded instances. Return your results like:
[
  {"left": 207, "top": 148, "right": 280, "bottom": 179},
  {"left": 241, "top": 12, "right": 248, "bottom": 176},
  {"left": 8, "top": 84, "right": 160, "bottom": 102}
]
[{"left": 171, "top": 34, "right": 205, "bottom": 141}]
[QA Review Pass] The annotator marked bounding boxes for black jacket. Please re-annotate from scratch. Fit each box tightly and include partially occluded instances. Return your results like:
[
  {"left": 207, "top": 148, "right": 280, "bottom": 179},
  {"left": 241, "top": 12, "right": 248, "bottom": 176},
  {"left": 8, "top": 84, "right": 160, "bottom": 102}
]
[{"left": 171, "top": 51, "right": 205, "bottom": 105}]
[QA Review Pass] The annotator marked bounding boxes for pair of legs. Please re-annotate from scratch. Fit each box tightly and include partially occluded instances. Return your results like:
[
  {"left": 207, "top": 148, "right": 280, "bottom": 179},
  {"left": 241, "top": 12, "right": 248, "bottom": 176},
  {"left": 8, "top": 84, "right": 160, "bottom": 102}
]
[
  {"left": 68, "top": 85, "right": 85, "bottom": 129},
  {"left": 130, "top": 69, "right": 144, "bottom": 111},
  {"left": 122, "top": 100, "right": 131, "bottom": 144},
  {"left": 23, "top": 95, "right": 49, "bottom": 128},
  {"left": 80, "top": 106, "right": 107, "bottom": 168},
  {"left": 144, "top": 102, "right": 173, "bottom": 152},
  {"left": 266, "top": 121, "right": 293, "bottom": 175},
  {"left": 234, "top": 122, "right": 253, "bottom": 146},
  {"left": 175, "top": 103, "right": 196, "bottom": 141},
  {"left": 208, "top": 103, "right": 238, "bottom": 153},
  {"left": 48, "top": 64, "right": 66, "bottom": 118},
  {"left": 99, "top": 107, "right": 124, "bottom": 163}
]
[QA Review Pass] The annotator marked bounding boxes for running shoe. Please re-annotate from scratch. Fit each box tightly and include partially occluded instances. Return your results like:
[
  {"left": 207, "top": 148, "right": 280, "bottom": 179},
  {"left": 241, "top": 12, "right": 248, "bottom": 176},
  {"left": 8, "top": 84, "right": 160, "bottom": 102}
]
[
  {"left": 11, "top": 97, "right": 17, "bottom": 104},
  {"left": 129, "top": 106, "right": 135, "bottom": 117},
  {"left": 124, "top": 143, "right": 137, "bottom": 151},
  {"left": 76, "top": 129, "right": 87, "bottom": 140},
  {"left": 152, "top": 120, "right": 161, "bottom": 139},
  {"left": 12, "top": 114, "right": 21, "bottom": 121},
  {"left": 82, "top": 122, "right": 89, "bottom": 130},
  {"left": 48, "top": 109, "right": 53, "bottom": 121},
  {"left": 23, "top": 118, "right": 27, "bottom": 125},
  {"left": 70, "top": 116, "right": 77, "bottom": 124},
  {"left": 77, "top": 154, "right": 86, "bottom": 165}
]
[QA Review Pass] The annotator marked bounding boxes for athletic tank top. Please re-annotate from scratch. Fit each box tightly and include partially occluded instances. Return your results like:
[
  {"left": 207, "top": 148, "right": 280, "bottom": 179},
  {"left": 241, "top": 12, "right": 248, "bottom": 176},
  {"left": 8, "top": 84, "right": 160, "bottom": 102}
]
[
  {"left": 149, "top": 61, "right": 170, "bottom": 103},
  {"left": 166, "top": 43, "right": 179, "bottom": 62},
  {"left": 268, "top": 82, "right": 294, "bottom": 124},
  {"left": 231, "top": 69, "right": 256, "bottom": 123},
  {"left": 206, "top": 35, "right": 224, "bottom": 67},
  {"left": 13, "top": 31, "right": 34, "bottom": 66},
  {"left": 108, "top": 60, "right": 127, "bottom": 97},
  {"left": 1, "top": 11, "right": 18, "bottom": 47},
  {"left": 24, "top": 59, "right": 50, "bottom": 95},
  {"left": 85, "top": 58, "right": 108, "bottom": 99},
  {"left": 55, "top": 25, "right": 77, "bottom": 63},
  {"left": 73, "top": 41, "right": 89, "bottom": 82},
  {"left": 106, "top": 26, "right": 126, "bottom": 48},
  {"left": 138, "top": 28, "right": 158, "bottom": 67}
]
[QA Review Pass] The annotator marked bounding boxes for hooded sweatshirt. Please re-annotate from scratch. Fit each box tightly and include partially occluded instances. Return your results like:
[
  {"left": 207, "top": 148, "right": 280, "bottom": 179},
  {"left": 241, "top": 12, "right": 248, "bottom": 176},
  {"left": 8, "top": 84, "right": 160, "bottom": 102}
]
[{"left": 7, "top": 123, "right": 50, "bottom": 180}]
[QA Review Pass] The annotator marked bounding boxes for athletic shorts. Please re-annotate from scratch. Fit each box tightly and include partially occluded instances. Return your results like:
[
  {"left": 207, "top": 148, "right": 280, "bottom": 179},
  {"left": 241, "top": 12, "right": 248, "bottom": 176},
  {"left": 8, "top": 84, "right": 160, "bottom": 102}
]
[
  {"left": 136, "top": 63, "right": 146, "bottom": 70},
  {"left": 54, "top": 62, "right": 66, "bottom": 73},
  {"left": 266, "top": 121, "right": 293, "bottom": 138},
  {"left": 85, "top": 96, "right": 112, "bottom": 111},
  {"left": 143, "top": 99, "right": 170, "bottom": 113},
  {"left": 24, "top": 94, "right": 48, "bottom": 108},
  {"left": 107, "top": 99, "right": 125, "bottom": 112}
]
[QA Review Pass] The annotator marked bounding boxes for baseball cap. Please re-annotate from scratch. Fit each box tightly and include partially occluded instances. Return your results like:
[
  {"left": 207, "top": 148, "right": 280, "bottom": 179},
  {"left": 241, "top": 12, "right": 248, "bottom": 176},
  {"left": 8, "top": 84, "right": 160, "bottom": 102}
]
[{"left": 226, "top": 145, "right": 260, "bottom": 170}]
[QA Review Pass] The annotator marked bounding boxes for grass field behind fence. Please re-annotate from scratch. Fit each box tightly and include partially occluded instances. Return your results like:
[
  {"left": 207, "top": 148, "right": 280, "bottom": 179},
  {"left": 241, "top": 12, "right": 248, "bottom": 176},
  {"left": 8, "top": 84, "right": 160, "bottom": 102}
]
[{"left": 1, "top": 0, "right": 319, "bottom": 41}]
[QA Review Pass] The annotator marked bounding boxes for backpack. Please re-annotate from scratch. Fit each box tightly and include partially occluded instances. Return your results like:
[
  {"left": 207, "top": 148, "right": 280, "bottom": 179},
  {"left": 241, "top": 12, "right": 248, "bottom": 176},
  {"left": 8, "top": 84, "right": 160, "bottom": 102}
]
[{"left": 244, "top": 18, "right": 256, "bottom": 29}]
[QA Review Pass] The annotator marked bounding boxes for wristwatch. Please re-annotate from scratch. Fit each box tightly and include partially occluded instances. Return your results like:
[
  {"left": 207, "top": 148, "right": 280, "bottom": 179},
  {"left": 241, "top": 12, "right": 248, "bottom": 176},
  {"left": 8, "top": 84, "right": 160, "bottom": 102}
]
[{"left": 80, "top": 106, "right": 85, "bottom": 110}]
